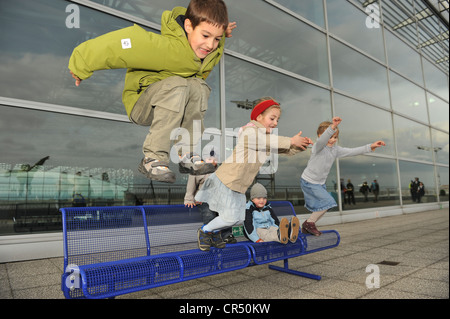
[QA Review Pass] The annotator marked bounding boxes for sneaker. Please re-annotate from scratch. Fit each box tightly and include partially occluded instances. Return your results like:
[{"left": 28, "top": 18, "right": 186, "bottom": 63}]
[
  {"left": 289, "top": 216, "right": 300, "bottom": 243},
  {"left": 223, "top": 234, "right": 237, "bottom": 244},
  {"left": 138, "top": 158, "right": 176, "bottom": 183},
  {"left": 278, "top": 218, "right": 289, "bottom": 244},
  {"left": 301, "top": 221, "right": 322, "bottom": 236},
  {"left": 179, "top": 153, "right": 216, "bottom": 175},
  {"left": 211, "top": 231, "right": 226, "bottom": 249},
  {"left": 197, "top": 228, "right": 213, "bottom": 251}
]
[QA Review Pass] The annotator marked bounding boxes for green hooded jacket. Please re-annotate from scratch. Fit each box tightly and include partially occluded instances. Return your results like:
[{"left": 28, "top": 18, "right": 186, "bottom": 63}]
[{"left": 68, "top": 7, "right": 226, "bottom": 117}]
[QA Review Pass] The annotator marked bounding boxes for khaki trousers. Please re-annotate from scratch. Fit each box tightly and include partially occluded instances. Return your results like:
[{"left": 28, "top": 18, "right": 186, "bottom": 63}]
[
  {"left": 130, "top": 76, "right": 211, "bottom": 162},
  {"left": 256, "top": 226, "right": 280, "bottom": 243}
]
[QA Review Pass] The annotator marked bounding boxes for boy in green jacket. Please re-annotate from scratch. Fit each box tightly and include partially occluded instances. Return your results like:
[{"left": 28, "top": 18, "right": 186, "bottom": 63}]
[{"left": 68, "top": 0, "right": 236, "bottom": 183}]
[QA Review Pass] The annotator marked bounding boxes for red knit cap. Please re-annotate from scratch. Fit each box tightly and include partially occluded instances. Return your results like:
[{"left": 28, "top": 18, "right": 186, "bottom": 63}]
[{"left": 250, "top": 99, "right": 280, "bottom": 121}]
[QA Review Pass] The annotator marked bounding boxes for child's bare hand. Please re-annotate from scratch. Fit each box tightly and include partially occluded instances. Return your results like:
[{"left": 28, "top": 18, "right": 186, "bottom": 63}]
[
  {"left": 225, "top": 22, "right": 237, "bottom": 38},
  {"left": 371, "top": 140, "right": 386, "bottom": 151},
  {"left": 185, "top": 203, "right": 195, "bottom": 208},
  {"left": 291, "top": 131, "right": 313, "bottom": 150},
  {"left": 70, "top": 71, "right": 82, "bottom": 87},
  {"left": 332, "top": 117, "right": 342, "bottom": 129}
]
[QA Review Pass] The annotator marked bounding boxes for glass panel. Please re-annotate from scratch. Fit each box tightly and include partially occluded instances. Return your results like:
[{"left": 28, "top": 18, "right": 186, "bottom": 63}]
[
  {"left": 224, "top": 55, "right": 333, "bottom": 211},
  {"left": 339, "top": 157, "right": 400, "bottom": 210},
  {"left": 399, "top": 161, "right": 437, "bottom": 204},
  {"left": 89, "top": 0, "right": 186, "bottom": 24},
  {"left": 0, "top": 0, "right": 138, "bottom": 114},
  {"left": 329, "top": 38, "right": 390, "bottom": 107},
  {"left": 326, "top": 0, "right": 385, "bottom": 62},
  {"left": 333, "top": 94, "right": 395, "bottom": 156},
  {"left": 225, "top": 56, "right": 332, "bottom": 141},
  {"left": 428, "top": 93, "right": 449, "bottom": 132},
  {"left": 389, "top": 72, "right": 428, "bottom": 122},
  {"left": 273, "top": 0, "right": 325, "bottom": 27},
  {"left": 226, "top": 0, "right": 329, "bottom": 85},
  {"left": 394, "top": 115, "right": 433, "bottom": 162},
  {"left": 384, "top": 30, "right": 423, "bottom": 85},
  {"left": 431, "top": 130, "right": 449, "bottom": 165},
  {"left": 437, "top": 166, "right": 449, "bottom": 202},
  {"left": 0, "top": 105, "right": 192, "bottom": 235},
  {"left": 422, "top": 58, "right": 450, "bottom": 101}
]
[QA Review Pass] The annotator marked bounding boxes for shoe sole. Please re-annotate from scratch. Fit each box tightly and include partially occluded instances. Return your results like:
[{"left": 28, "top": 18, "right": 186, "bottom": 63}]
[
  {"left": 279, "top": 218, "right": 289, "bottom": 244},
  {"left": 290, "top": 216, "right": 300, "bottom": 243},
  {"left": 139, "top": 161, "right": 176, "bottom": 184},
  {"left": 179, "top": 163, "right": 216, "bottom": 175}
]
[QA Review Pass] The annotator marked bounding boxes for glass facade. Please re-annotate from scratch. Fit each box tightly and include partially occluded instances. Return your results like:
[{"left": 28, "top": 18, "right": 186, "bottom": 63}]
[{"left": 0, "top": 0, "right": 448, "bottom": 239}]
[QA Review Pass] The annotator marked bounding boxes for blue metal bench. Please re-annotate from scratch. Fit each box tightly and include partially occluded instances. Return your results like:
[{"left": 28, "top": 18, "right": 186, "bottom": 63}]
[{"left": 60, "top": 201, "right": 340, "bottom": 299}]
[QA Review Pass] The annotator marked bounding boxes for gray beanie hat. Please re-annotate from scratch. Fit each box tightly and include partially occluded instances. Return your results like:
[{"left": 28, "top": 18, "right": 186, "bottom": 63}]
[{"left": 250, "top": 183, "right": 267, "bottom": 199}]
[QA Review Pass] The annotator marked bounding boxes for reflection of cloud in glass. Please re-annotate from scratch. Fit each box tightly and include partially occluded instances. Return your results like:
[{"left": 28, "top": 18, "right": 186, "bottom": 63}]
[
  {"left": 394, "top": 115, "right": 433, "bottom": 162},
  {"left": 326, "top": 0, "right": 385, "bottom": 62},
  {"left": 330, "top": 38, "right": 390, "bottom": 108},
  {"left": 0, "top": 106, "right": 144, "bottom": 170},
  {"left": 226, "top": 0, "right": 329, "bottom": 84},
  {"left": 389, "top": 72, "right": 427, "bottom": 121},
  {"left": 0, "top": 53, "right": 126, "bottom": 114}
]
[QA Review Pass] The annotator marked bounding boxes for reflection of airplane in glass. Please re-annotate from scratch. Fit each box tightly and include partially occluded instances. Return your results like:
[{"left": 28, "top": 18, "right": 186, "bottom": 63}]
[
  {"left": 231, "top": 99, "right": 257, "bottom": 110},
  {"left": 416, "top": 145, "right": 442, "bottom": 152}
]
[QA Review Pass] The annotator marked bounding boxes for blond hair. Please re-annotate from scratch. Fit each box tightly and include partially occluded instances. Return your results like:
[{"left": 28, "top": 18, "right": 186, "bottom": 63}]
[{"left": 317, "top": 121, "right": 339, "bottom": 137}]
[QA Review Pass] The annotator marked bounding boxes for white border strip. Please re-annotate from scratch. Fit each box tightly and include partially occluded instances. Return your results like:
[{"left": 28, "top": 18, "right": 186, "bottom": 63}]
[{"left": 0, "top": 96, "right": 130, "bottom": 122}]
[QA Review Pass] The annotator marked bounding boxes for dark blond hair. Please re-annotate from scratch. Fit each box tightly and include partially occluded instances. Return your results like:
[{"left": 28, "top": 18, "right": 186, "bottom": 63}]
[
  {"left": 186, "top": 0, "right": 229, "bottom": 31},
  {"left": 317, "top": 121, "right": 339, "bottom": 137}
]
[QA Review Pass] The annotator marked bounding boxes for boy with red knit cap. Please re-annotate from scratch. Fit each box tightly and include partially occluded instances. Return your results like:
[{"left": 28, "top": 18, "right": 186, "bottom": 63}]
[{"left": 195, "top": 97, "right": 312, "bottom": 251}]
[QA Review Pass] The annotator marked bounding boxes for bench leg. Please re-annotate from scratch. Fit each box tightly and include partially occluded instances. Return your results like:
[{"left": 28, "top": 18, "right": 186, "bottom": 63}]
[{"left": 268, "top": 259, "right": 321, "bottom": 281}]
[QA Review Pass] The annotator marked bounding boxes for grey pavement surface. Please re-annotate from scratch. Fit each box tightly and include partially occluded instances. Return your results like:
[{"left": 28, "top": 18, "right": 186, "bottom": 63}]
[{"left": 0, "top": 208, "right": 448, "bottom": 300}]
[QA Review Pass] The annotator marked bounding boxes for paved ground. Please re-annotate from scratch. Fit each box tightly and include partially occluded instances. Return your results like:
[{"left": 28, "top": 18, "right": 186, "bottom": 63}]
[{"left": 0, "top": 208, "right": 448, "bottom": 302}]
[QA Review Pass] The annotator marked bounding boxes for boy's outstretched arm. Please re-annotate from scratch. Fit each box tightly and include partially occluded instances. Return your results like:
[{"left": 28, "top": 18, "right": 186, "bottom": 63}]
[{"left": 371, "top": 140, "right": 386, "bottom": 151}]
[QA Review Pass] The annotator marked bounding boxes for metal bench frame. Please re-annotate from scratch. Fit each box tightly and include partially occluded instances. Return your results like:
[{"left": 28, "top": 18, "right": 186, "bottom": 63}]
[{"left": 60, "top": 201, "right": 340, "bottom": 299}]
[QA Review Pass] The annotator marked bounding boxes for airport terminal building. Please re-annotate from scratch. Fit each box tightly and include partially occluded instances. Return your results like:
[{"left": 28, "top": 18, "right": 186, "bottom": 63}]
[{"left": 0, "top": 0, "right": 448, "bottom": 262}]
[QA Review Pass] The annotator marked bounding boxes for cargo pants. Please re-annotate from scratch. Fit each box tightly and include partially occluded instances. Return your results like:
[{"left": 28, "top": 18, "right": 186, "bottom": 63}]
[{"left": 130, "top": 76, "right": 211, "bottom": 163}]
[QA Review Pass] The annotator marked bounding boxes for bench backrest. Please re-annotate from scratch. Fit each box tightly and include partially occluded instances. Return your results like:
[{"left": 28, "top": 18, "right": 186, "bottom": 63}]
[
  {"left": 60, "top": 201, "right": 297, "bottom": 270},
  {"left": 61, "top": 206, "right": 149, "bottom": 271}
]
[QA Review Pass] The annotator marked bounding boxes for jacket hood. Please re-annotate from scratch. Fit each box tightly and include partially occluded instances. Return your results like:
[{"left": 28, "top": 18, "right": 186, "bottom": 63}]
[{"left": 161, "top": 7, "right": 187, "bottom": 39}]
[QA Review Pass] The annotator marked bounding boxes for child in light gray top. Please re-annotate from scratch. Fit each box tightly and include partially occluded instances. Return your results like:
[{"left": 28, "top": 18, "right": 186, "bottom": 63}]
[{"left": 300, "top": 117, "right": 385, "bottom": 236}]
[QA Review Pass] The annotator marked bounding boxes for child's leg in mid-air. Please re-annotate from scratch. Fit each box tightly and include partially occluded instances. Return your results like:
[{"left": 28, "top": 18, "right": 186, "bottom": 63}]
[
  {"left": 302, "top": 210, "right": 326, "bottom": 236},
  {"left": 132, "top": 77, "right": 213, "bottom": 182}
]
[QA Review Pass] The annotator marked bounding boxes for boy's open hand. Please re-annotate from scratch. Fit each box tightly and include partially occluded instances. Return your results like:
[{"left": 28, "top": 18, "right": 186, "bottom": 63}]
[
  {"left": 226, "top": 22, "right": 237, "bottom": 38},
  {"left": 291, "top": 131, "right": 313, "bottom": 150},
  {"left": 70, "top": 71, "right": 82, "bottom": 87},
  {"left": 371, "top": 141, "right": 386, "bottom": 151}
]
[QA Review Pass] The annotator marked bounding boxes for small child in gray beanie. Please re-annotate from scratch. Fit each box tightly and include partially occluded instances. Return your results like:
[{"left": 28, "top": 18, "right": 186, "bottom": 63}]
[
  {"left": 245, "top": 183, "right": 299, "bottom": 244},
  {"left": 250, "top": 183, "right": 267, "bottom": 200}
]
